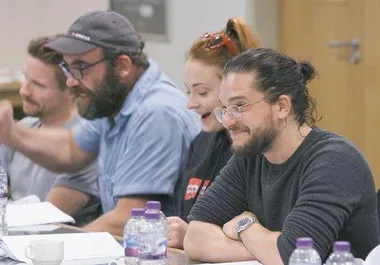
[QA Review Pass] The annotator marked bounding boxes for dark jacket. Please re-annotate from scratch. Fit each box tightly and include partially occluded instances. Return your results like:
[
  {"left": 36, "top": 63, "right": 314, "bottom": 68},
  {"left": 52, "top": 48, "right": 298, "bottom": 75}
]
[{"left": 180, "top": 130, "right": 232, "bottom": 221}]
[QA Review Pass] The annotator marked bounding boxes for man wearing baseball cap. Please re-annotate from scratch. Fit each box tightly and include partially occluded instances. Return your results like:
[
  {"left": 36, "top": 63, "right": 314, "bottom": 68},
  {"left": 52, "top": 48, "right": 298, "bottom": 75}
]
[{"left": 0, "top": 10, "right": 200, "bottom": 235}]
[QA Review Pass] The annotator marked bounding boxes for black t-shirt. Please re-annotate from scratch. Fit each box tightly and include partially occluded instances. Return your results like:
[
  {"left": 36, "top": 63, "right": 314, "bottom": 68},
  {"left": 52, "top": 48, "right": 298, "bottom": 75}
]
[
  {"left": 189, "top": 127, "right": 380, "bottom": 262},
  {"left": 179, "top": 130, "right": 232, "bottom": 221}
]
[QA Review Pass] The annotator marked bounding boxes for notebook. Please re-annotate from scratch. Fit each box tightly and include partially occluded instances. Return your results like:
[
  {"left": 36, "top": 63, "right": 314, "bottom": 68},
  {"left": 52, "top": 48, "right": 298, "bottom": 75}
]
[
  {"left": 7, "top": 201, "right": 75, "bottom": 227},
  {"left": 0, "top": 232, "right": 123, "bottom": 263}
]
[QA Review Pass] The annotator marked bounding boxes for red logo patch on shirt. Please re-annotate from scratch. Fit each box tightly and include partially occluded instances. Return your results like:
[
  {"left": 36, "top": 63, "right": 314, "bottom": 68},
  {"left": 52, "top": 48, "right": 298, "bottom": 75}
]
[{"left": 184, "top": 177, "right": 210, "bottom": 200}]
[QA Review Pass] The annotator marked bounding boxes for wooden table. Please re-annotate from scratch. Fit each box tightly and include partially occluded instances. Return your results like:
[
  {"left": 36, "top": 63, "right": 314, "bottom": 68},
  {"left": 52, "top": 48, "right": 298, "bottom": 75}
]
[
  {"left": 58, "top": 224, "right": 199, "bottom": 264},
  {"left": 2, "top": 223, "right": 200, "bottom": 265},
  {"left": 0, "top": 81, "right": 22, "bottom": 107}
]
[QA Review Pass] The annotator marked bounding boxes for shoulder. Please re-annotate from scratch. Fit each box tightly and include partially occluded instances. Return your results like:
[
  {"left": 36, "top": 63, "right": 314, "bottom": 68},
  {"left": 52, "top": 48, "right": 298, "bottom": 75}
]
[
  {"left": 300, "top": 128, "right": 372, "bottom": 188},
  {"left": 133, "top": 92, "right": 198, "bottom": 128},
  {"left": 304, "top": 128, "right": 367, "bottom": 164}
]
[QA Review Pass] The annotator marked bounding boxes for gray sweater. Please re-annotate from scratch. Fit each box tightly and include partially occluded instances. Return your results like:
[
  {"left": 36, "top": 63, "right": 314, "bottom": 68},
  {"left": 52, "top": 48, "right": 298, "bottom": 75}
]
[{"left": 189, "top": 127, "right": 379, "bottom": 263}]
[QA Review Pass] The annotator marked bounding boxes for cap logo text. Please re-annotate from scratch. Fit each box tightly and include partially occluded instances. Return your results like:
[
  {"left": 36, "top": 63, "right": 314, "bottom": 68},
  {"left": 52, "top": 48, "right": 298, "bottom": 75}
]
[{"left": 71, "top": 32, "right": 90, "bottom": 41}]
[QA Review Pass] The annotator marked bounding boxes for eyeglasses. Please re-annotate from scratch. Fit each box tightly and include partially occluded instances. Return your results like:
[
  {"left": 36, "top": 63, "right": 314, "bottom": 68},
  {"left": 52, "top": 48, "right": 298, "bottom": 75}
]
[
  {"left": 213, "top": 98, "right": 265, "bottom": 122},
  {"left": 201, "top": 32, "right": 238, "bottom": 55},
  {"left": 59, "top": 58, "right": 108, "bottom": 80}
]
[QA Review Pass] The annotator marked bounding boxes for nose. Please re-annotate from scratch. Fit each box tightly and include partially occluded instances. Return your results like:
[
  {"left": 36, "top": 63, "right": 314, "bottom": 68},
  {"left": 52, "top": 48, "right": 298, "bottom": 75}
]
[
  {"left": 222, "top": 113, "right": 237, "bottom": 129},
  {"left": 186, "top": 95, "right": 200, "bottom": 110},
  {"left": 66, "top": 74, "right": 80, "bottom": 88},
  {"left": 19, "top": 81, "right": 32, "bottom": 98}
]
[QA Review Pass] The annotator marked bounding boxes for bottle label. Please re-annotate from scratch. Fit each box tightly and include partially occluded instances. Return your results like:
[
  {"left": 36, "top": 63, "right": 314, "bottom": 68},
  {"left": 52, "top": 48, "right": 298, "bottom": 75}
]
[
  {"left": 124, "top": 235, "right": 139, "bottom": 257},
  {"left": 139, "top": 237, "right": 167, "bottom": 260}
]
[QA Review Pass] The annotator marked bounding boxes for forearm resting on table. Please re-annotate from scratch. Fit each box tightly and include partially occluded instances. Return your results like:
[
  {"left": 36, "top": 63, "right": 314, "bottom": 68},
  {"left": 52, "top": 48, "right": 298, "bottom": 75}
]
[
  {"left": 184, "top": 220, "right": 255, "bottom": 262},
  {"left": 240, "top": 224, "right": 283, "bottom": 265},
  {"left": 83, "top": 209, "right": 126, "bottom": 236},
  {"left": 6, "top": 124, "right": 93, "bottom": 172},
  {"left": 83, "top": 197, "right": 149, "bottom": 236},
  {"left": 46, "top": 187, "right": 90, "bottom": 216}
]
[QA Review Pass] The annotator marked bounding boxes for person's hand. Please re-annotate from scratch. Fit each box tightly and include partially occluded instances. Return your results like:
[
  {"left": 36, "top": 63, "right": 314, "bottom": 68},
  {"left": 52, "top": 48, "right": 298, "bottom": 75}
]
[
  {"left": 0, "top": 100, "right": 14, "bottom": 143},
  {"left": 167, "top": 216, "right": 188, "bottom": 249},
  {"left": 223, "top": 211, "right": 258, "bottom": 240}
]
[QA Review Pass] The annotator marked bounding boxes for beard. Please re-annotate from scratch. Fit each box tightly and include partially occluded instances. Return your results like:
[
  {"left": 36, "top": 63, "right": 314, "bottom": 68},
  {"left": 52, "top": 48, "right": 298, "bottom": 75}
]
[
  {"left": 22, "top": 98, "right": 43, "bottom": 118},
  {"left": 231, "top": 117, "right": 279, "bottom": 157},
  {"left": 78, "top": 65, "right": 132, "bottom": 120}
]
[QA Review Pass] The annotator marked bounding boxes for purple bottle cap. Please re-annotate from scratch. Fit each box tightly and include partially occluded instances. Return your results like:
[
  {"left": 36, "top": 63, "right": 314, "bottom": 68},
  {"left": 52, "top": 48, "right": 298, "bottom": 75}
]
[
  {"left": 144, "top": 210, "right": 160, "bottom": 220},
  {"left": 296, "top": 237, "right": 313, "bottom": 248},
  {"left": 146, "top": 201, "right": 161, "bottom": 210},
  {"left": 333, "top": 241, "right": 351, "bottom": 252},
  {"left": 131, "top": 208, "right": 145, "bottom": 217}
]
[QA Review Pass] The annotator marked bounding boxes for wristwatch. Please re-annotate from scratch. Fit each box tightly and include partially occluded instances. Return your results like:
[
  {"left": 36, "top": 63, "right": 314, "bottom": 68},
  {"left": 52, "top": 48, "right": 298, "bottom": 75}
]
[{"left": 235, "top": 215, "right": 259, "bottom": 241}]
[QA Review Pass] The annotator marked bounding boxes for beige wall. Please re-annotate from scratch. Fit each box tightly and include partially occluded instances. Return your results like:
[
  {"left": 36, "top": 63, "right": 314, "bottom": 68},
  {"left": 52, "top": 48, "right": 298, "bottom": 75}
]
[
  {"left": 0, "top": 0, "right": 277, "bottom": 86},
  {"left": 0, "top": 0, "right": 107, "bottom": 71}
]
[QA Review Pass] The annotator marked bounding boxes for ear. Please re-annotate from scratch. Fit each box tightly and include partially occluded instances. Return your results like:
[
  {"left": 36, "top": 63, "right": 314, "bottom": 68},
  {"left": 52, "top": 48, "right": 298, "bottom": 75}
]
[
  {"left": 275, "top": 95, "right": 292, "bottom": 120},
  {"left": 114, "top": 55, "right": 133, "bottom": 78}
]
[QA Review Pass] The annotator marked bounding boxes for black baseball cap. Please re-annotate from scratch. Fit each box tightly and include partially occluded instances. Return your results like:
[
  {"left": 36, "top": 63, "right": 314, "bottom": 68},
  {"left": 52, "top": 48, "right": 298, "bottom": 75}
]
[{"left": 45, "top": 10, "right": 142, "bottom": 55}]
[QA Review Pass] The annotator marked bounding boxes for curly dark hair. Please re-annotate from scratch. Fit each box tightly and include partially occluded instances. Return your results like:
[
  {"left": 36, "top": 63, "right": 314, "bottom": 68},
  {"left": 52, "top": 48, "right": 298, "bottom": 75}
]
[{"left": 223, "top": 48, "right": 319, "bottom": 127}]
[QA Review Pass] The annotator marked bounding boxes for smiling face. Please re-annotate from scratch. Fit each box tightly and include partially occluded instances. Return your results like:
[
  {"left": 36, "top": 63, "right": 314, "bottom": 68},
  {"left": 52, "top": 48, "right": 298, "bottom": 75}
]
[
  {"left": 219, "top": 72, "right": 280, "bottom": 156},
  {"left": 63, "top": 48, "right": 129, "bottom": 119},
  {"left": 184, "top": 59, "right": 224, "bottom": 133},
  {"left": 20, "top": 56, "right": 71, "bottom": 120}
]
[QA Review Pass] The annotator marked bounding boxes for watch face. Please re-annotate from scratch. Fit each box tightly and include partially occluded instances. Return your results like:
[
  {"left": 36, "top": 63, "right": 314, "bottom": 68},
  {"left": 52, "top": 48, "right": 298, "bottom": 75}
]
[
  {"left": 237, "top": 217, "right": 251, "bottom": 228},
  {"left": 236, "top": 217, "right": 254, "bottom": 234},
  {"left": 236, "top": 216, "right": 259, "bottom": 238}
]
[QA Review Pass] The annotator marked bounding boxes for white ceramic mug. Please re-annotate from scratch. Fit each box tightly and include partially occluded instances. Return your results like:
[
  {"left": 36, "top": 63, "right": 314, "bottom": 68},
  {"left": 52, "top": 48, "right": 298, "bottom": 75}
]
[
  {"left": 108, "top": 256, "right": 125, "bottom": 265},
  {"left": 25, "top": 239, "right": 64, "bottom": 265}
]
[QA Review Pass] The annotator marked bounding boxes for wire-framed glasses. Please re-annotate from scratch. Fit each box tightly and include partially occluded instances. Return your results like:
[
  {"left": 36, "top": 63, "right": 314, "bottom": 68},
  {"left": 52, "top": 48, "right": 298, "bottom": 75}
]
[
  {"left": 59, "top": 58, "right": 108, "bottom": 80},
  {"left": 213, "top": 98, "right": 265, "bottom": 122}
]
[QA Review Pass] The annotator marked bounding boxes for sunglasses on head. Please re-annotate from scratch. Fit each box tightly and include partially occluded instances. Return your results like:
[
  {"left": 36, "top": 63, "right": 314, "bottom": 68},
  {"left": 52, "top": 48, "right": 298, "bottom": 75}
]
[{"left": 201, "top": 32, "right": 238, "bottom": 55}]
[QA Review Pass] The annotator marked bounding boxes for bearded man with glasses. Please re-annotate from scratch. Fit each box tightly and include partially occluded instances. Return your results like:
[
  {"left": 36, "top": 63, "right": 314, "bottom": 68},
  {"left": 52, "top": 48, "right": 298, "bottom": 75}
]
[
  {"left": 0, "top": 10, "right": 200, "bottom": 236},
  {"left": 184, "top": 48, "right": 379, "bottom": 264}
]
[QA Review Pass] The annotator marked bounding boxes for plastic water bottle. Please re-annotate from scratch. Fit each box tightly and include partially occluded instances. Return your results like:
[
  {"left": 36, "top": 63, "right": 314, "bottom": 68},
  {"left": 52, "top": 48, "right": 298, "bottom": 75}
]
[
  {"left": 0, "top": 167, "right": 8, "bottom": 236},
  {"left": 124, "top": 208, "right": 145, "bottom": 265},
  {"left": 139, "top": 210, "right": 167, "bottom": 265},
  {"left": 289, "top": 237, "right": 322, "bottom": 265},
  {"left": 325, "top": 241, "right": 356, "bottom": 265},
  {"left": 146, "top": 201, "right": 167, "bottom": 223}
]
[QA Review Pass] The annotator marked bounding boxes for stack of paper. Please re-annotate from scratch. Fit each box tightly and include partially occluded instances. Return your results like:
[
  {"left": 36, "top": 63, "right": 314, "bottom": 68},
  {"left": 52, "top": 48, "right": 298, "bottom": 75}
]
[
  {"left": 199, "top": 261, "right": 261, "bottom": 265},
  {"left": 0, "top": 232, "right": 123, "bottom": 263},
  {"left": 7, "top": 201, "right": 75, "bottom": 227}
]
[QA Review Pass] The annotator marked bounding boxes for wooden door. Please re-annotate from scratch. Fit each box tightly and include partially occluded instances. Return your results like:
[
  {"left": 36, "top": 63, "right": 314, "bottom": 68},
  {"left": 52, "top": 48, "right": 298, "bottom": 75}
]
[{"left": 279, "top": 0, "right": 380, "bottom": 187}]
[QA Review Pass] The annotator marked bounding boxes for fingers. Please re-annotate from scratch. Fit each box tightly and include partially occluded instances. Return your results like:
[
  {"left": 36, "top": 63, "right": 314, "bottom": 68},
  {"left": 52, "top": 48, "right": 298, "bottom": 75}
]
[
  {"left": 168, "top": 234, "right": 185, "bottom": 249},
  {"left": 0, "top": 100, "right": 14, "bottom": 144},
  {"left": 167, "top": 216, "right": 182, "bottom": 224},
  {"left": 167, "top": 216, "right": 188, "bottom": 249},
  {"left": 0, "top": 100, "right": 13, "bottom": 120}
]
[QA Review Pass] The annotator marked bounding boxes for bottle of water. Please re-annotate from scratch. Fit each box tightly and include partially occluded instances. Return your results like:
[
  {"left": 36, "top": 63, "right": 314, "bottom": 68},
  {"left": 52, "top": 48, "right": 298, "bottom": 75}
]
[
  {"left": 0, "top": 167, "right": 8, "bottom": 236},
  {"left": 325, "top": 241, "right": 356, "bottom": 265},
  {"left": 124, "top": 208, "right": 145, "bottom": 265},
  {"left": 289, "top": 237, "right": 322, "bottom": 265},
  {"left": 146, "top": 201, "right": 166, "bottom": 223},
  {"left": 139, "top": 210, "right": 167, "bottom": 265}
]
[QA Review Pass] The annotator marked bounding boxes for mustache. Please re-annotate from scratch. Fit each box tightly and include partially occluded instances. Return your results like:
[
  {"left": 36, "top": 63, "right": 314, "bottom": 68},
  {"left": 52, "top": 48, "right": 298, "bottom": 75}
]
[
  {"left": 228, "top": 124, "right": 248, "bottom": 133},
  {"left": 21, "top": 97, "right": 39, "bottom": 106},
  {"left": 69, "top": 85, "right": 94, "bottom": 98}
]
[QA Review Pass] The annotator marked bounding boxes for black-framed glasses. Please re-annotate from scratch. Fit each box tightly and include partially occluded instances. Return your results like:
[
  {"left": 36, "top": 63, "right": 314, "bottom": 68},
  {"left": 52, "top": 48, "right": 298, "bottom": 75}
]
[
  {"left": 59, "top": 58, "right": 108, "bottom": 80},
  {"left": 213, "top": 98, "right": 265, "bottom": 123},
  {"left": 201, "top": 32, "right": 238, "bottom": 55}
]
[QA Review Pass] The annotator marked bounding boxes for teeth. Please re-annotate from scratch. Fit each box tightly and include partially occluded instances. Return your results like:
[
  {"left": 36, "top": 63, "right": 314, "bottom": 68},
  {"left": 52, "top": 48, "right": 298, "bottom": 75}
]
[{"left": 202, "top": 112, "right": 211, "bottom": 118}]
